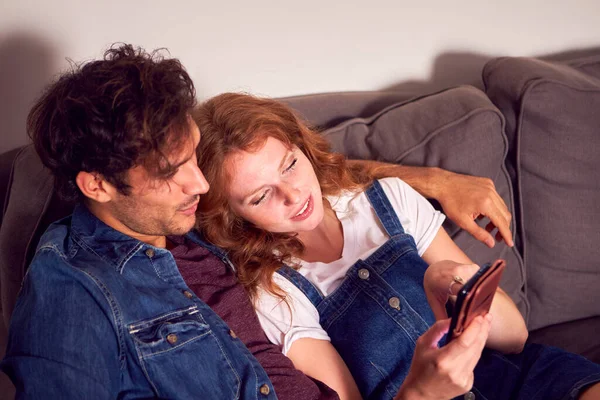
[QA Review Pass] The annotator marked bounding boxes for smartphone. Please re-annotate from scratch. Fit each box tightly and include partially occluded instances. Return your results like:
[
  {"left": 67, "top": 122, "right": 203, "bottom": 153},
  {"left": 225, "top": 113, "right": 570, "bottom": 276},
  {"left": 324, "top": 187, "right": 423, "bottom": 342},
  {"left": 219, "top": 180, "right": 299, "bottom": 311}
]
[{"left": 445, "top": 259, "right": 506, "bottom": 344}]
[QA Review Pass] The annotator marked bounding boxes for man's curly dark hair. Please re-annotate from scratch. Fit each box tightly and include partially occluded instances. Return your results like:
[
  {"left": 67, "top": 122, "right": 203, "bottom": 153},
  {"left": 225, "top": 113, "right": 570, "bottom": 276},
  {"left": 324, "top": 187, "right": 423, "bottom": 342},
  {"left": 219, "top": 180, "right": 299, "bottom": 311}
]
[{"left": 27, "top": 43, "right": 197, "bottom": 201}]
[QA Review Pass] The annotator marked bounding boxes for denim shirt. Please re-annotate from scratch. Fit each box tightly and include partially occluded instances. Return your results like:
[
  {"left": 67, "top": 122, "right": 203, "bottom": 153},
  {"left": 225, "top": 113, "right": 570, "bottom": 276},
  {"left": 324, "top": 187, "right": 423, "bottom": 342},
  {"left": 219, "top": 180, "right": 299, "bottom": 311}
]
[{"left": 1, "top": 204, "right": 277, "bottom": 399}]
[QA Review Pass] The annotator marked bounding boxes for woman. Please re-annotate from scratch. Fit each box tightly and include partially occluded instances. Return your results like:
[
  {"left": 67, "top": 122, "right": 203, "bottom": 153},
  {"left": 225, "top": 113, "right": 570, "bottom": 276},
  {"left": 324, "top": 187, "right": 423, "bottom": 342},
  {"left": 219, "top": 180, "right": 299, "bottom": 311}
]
[{"left": 194, "top": 93, "right": 600, "bottom": 400}]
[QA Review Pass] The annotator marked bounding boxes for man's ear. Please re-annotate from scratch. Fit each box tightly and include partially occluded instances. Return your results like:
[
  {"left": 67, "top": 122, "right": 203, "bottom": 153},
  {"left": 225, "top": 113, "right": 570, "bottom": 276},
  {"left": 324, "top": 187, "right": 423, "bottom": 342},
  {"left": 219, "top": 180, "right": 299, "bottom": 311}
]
[{"left": 75, "top": 171, "right": 116, "bottom": 203}]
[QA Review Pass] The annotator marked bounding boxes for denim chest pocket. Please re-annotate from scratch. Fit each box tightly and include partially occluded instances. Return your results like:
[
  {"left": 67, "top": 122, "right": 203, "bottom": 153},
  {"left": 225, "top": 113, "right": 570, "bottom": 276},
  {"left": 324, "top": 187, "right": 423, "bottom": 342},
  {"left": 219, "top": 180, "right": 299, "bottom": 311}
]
[{"left": 129, "top": 306, "right": 241, "bottom": 399}]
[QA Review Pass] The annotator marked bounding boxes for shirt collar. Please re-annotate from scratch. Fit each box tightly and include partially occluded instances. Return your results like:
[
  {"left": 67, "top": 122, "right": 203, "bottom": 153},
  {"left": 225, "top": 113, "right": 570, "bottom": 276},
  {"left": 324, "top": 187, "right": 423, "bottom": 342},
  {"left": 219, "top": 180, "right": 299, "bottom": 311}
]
[
  {"left": 70, "top": 204, "right": 151, "bottom": 272},
  {"left": 68, "top": 204, "right": 235, "bottom": 273}
]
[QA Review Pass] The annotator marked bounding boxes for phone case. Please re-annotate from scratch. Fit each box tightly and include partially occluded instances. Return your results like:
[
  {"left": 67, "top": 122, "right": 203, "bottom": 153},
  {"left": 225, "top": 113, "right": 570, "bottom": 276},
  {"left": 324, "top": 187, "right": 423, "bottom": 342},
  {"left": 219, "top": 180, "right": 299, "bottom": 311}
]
[{"left": 447, "top": 259, "right": 506, "bottom": 341}]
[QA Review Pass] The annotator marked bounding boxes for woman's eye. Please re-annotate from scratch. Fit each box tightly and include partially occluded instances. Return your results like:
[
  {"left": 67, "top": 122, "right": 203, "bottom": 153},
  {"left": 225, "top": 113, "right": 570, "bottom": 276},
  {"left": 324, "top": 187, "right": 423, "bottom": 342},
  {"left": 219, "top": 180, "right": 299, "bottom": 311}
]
[
  {"left": 252, "top": 192, "right": 267, "bottom": 206},
  {"left": 284, "top": 158, "right": 297, "bottom": 173}
]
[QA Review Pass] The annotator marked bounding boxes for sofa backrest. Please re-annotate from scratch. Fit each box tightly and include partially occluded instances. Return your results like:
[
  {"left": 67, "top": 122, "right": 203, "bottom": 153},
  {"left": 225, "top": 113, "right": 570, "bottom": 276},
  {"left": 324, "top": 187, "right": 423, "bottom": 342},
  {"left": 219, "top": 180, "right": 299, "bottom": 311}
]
[
  {"left": 0, "top": 148, "right": 21, "bottom": 229},
  {"left": 484, "top": 54, "right": 600, "bottom": 330},
  {"left": 0, "top": 85, "right": 527, "bottom": 330}
]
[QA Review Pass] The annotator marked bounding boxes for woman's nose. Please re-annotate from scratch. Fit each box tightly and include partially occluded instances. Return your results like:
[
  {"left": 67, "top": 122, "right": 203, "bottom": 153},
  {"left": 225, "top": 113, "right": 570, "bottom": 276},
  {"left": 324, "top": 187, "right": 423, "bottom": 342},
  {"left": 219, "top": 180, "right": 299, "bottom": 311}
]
[{"left": 281, "top": 183, "right": 301, "bottom": 205}]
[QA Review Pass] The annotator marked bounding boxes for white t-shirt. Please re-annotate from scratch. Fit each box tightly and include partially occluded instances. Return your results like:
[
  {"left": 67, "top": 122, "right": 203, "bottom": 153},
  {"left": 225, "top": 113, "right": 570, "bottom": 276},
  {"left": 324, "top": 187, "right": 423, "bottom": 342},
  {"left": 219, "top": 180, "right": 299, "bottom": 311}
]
[{"left": 255, "top": 177, "right": 446, "bottom": 355}]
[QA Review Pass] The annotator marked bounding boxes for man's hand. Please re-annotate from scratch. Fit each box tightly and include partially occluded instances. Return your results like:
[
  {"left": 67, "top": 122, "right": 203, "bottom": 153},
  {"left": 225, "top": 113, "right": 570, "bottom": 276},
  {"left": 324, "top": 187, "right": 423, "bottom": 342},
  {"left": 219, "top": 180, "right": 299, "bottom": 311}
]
[
  {"left": 394, "top": 316, "right": 492, "bottom": 400},
  {"left": 434, "top": 170, "right": 513, "bottom": 248},
  {"left": 346, "top": 161, "right": 514, "bottom": 248}
]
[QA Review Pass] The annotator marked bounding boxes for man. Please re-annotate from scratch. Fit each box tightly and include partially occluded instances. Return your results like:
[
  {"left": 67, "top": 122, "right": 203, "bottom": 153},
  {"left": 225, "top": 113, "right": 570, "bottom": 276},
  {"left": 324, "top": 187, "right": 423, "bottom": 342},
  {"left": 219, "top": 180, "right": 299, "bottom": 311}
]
[{"left": 0, "top": 44, "right": 512, "bottom": 399}]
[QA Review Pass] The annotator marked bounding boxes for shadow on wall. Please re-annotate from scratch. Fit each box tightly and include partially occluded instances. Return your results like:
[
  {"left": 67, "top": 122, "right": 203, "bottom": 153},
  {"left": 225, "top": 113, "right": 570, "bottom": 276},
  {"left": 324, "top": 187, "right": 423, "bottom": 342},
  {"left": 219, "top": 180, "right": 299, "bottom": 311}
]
[
  {"left": 382, "top": 51, "right": 494, "bottom": 94},
  {"left": 283, "top": 46, "right": 600, "bottom": 131},
  {"left": 0, "top": 33, "right": 57, "bottom": 154},
  {"left": 381, "top": 46, "right": 600, "bottom": 94}
]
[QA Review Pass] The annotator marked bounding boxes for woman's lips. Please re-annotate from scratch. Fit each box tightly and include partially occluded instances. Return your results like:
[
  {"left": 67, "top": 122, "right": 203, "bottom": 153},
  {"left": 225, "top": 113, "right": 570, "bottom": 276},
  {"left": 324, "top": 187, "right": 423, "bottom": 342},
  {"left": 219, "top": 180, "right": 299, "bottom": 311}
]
[{"left": 291, "top": 195, "right": 314, "bottom": 221}]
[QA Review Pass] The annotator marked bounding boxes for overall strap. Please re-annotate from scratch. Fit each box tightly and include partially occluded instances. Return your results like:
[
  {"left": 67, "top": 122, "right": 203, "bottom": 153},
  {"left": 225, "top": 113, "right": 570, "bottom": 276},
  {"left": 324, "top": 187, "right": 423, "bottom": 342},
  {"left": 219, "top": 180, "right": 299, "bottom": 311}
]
[
  {"left": 365, "top": 180, "right": 406, "bottom": 237},
  {"left": 276, "top": 266, "right": 324, "bottom": 308}
]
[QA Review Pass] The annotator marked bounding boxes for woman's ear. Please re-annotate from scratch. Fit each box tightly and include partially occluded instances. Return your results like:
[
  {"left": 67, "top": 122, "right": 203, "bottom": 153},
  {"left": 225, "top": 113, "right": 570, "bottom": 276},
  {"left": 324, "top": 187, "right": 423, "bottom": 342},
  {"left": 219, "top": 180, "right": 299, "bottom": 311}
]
[{"left": 75, "top": 171, "right": 116, "bottom": 203}]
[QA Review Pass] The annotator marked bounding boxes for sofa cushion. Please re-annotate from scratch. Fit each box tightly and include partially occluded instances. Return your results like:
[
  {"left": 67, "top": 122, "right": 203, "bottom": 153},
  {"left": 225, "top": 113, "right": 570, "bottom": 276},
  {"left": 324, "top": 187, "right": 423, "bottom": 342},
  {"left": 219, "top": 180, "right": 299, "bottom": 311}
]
[
  {"left": 484, "top": 56, "right": 600, "bottom": 330},
  {"left": 316, "top": 86, "right": 528, "bottom": 320}
]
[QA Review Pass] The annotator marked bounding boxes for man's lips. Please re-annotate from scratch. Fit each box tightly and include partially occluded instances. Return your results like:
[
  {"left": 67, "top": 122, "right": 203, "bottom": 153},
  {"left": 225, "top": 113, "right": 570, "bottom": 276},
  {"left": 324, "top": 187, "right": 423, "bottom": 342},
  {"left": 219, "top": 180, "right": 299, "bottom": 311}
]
[{"left": 178, "top": 200, "right": 199, "bottom": 215}]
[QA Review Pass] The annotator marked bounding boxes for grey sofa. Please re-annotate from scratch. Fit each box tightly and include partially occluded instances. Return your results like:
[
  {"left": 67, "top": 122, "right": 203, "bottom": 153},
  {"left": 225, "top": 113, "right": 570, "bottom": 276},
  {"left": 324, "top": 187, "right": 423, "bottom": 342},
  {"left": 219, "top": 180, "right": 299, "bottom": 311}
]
[{"left": 1, "top": 54, "right": 599, "bottom": 396}]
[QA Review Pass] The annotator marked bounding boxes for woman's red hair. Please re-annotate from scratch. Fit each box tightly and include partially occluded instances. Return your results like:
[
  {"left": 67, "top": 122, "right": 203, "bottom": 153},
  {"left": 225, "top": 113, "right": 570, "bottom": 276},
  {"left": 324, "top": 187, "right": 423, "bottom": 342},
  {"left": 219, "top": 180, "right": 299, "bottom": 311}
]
[{"left": 194, "top": 93, "right": 371, "bottom": 301}]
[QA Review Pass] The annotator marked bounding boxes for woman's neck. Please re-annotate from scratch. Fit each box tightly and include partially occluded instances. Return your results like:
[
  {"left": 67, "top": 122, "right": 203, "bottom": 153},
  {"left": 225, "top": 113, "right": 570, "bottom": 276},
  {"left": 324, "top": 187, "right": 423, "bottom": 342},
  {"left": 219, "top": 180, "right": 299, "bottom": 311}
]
[{"left": 297, "top": 199, "right": 344, "bottom": 263}]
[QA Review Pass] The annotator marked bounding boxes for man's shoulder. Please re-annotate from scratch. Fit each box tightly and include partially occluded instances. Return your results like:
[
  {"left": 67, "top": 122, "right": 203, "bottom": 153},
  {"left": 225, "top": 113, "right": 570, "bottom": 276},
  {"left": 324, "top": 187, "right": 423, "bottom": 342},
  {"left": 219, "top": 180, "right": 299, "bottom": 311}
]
[
  {"left": 32, "top": 214, "right": 90, "bottom": 272},
  {"left": 36, "top": 214, "right": 72, "bottom": 252},
  {"left": 28, "top": 214, "right": 120, "bottom": 292}
]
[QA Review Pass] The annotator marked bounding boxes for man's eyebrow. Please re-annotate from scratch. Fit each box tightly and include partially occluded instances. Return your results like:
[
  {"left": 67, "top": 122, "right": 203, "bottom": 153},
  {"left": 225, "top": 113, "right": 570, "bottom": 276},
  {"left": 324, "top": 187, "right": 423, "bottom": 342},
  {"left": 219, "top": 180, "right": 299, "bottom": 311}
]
[
  {"left": 163, "top": 139, "right": 196, "bottom": 175},
  {"left": 171, "top": 148, "right": 194, "bottom": 169},
  {"left": 170, "top": 157, "right": 189, "bottom": 171}
]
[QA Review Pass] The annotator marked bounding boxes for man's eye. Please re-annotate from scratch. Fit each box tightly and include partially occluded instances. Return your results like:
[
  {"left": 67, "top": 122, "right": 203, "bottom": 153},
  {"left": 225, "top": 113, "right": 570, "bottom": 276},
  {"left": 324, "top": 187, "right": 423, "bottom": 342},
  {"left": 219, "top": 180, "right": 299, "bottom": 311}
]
[
  {"left": 285, "top": 158, "right": 297, "bottom": 173},
  {"left": 165, "top": 169, "right": 179, "bottom": 179},
  {"left": 252, "top": 192, "right": 267, "bottom": 206}
]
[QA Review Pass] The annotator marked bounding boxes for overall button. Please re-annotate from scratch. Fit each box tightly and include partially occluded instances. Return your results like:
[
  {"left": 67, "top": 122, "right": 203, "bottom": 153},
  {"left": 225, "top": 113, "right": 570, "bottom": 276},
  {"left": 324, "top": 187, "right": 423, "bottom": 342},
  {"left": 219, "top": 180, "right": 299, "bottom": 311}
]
[
  {"left": 464, "top": 391, "right": 475, "bottom": 400},
  {"left": 358, "top": 269, "right": 370, "bottom": 280},
  {"left": 166, "top": 334, "right": 178, "bottom": 345},
  {"left": 145, "top": 248, "right": 155, "bottom": 258},
  {"left": 229, "top": 330, "right": 237, "bottom": 339},
  {"left": 388, "top": 297, "right": 401, "bottom": 310},
  {"left": 183, "top": 290, "right": 194, "bottom": 299},
  {"left": 259, "top": 384, "right": 270, "bottom": 395}
]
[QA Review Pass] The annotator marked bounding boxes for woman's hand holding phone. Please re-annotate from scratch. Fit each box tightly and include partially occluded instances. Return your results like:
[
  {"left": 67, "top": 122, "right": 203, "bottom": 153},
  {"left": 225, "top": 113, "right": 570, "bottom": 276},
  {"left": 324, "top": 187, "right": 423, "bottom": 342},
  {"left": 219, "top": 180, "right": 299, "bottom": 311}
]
[
  {"left": 423, "top": 260, "right": 480, "bottom": 321},
  {"left": 395, "top": 316, "right": 492, "bottom": 400}
]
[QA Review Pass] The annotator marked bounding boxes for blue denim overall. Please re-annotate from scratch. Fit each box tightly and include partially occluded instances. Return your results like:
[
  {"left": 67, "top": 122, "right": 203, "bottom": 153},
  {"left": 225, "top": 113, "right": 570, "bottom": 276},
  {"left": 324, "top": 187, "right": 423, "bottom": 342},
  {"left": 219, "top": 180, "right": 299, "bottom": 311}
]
[
  {"left": 278, "top": 180, "right": 437, "bottom": 399},
  {"left": 277, "top": 181, "right": 600, "bottom": 400}
]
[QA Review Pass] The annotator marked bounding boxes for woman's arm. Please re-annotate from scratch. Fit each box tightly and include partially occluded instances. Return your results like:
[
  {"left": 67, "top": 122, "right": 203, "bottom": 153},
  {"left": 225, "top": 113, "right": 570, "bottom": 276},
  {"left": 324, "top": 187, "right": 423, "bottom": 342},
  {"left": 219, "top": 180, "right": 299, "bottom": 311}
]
[
  {"left": 421, "top": 228, "right": 528, "bottom": 354},
  {"left": 287, "top": 338, "right": 363, "bottom": 400},
  {"left": 346, "top": 160, "right": 513, "bottom": 249}
]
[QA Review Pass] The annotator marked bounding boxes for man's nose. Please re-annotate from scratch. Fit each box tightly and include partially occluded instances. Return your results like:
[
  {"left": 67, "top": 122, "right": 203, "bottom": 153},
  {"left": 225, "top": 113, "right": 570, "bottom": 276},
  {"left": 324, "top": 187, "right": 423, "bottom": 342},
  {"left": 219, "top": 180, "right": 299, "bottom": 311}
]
[
  {"left": 281, "top": 183, "right": 301, "bottom": 205},
  {"left": 182, "top": 162, "right": 210, "bottom": 195}
]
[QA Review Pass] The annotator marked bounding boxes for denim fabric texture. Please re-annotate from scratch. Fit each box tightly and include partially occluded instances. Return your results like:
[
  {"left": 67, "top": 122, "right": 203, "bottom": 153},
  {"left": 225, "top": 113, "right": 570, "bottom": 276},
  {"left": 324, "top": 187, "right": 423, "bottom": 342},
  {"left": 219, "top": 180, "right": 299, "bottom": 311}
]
[
  {"left": 278, "top": 180, "right": 600, "bottom": 400},
  {"left": 0, "top": 204, "right": 276, "bottom": 399},
  {"left": 279, "top": 180, "right": 436, "bottom": 399}
]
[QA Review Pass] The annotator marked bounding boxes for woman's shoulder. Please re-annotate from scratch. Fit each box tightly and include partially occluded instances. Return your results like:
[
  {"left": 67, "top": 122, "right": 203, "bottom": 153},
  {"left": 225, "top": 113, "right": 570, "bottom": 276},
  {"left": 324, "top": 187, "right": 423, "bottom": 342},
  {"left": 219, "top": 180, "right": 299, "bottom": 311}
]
[
  {"left": 375, "top": 176, "right": 412, "bottom": 193},
  {"left": 373, "top": 177, "right": 429, "bottom": 207},
  {"left": 255, "top": 272, "right": 328, "bottom": 351},
  {"left": 328, "top": 177, "right": 413, "bottom": 215}
]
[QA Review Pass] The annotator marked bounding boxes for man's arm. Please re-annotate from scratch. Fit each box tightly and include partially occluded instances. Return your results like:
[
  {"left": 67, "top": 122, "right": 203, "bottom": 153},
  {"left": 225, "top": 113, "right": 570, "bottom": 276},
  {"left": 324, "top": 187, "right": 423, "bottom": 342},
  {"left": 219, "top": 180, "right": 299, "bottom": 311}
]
[
  {"left": 347, "top": 160, "right": 514, "bottom": 248},
  {"left": 1, "top": 253, "right": 121, "bottom": 399}
]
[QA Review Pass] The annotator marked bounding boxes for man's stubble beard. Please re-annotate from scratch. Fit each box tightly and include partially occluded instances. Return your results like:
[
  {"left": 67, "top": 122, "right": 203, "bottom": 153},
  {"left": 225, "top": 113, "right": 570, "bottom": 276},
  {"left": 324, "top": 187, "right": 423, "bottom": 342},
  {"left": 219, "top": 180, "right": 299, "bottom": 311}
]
[{"left": 112, "top": 197, "right": 197, "bottom": 238}]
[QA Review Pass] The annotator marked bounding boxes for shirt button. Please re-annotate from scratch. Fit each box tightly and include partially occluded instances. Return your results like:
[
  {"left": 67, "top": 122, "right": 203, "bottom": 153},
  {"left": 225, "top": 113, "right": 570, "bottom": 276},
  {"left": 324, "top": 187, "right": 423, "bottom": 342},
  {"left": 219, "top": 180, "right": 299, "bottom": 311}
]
[
  {"left": 145, "top": 248, "right": 155, "bottom": 258},
  {"left": 229, "top": 330, "right": 237, "bottom": 339},
  {"left": 358, "top": 268, "right": 370, "bottom": 280},
  {"left": 259, "top": 384, "right": 270, "bottom": 395},
  {"left": 183, "top": 290, "right": 193, "bottom": 299},
  {"left": 388, "top": 297, "right": 401, "bottom": 310},
  {"left": 464, "top": 391, "right": 476, "bottom": 400},
  {"left": 166, "top": 334, "right": 178, "bottom": 345}
]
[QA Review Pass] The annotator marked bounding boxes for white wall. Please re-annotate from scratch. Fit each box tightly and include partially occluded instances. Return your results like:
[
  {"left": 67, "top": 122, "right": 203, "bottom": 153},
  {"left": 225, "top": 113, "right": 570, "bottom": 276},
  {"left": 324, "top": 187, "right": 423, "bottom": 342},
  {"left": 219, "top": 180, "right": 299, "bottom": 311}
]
[{"left": 1, "top": 0, "right": 599, "bottom": 152}]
